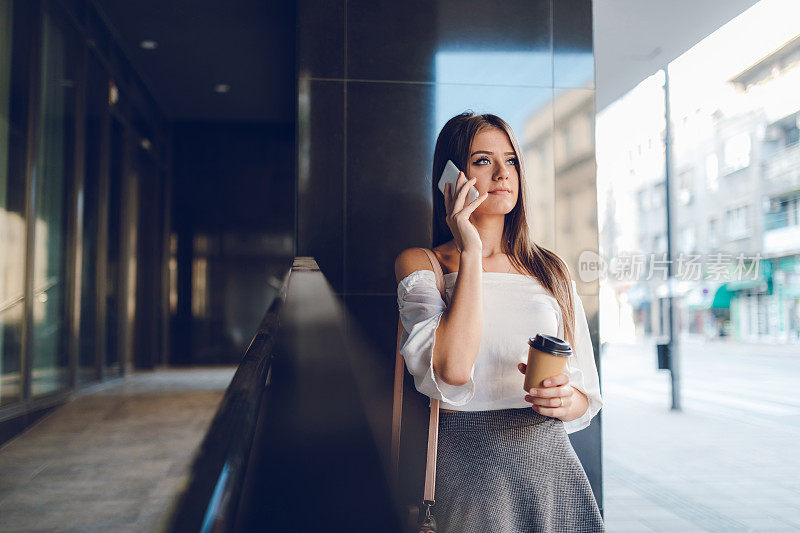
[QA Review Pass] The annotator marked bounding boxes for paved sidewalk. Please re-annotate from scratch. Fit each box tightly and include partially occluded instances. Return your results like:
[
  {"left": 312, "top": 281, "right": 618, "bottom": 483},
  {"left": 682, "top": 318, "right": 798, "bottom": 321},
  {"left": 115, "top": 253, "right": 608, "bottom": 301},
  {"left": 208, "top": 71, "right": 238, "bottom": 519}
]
[
  {"left": 0, "top": 367, "right": 235, "bottom": 532},
  {"left": 601, "top": 338, "right": 800, "bottom": 532}
]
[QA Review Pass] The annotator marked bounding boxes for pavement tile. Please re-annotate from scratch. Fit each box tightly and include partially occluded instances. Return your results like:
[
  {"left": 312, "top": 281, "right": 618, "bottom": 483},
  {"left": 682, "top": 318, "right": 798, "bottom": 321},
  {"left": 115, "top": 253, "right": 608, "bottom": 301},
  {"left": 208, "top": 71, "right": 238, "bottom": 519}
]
[
  {"left": 0, "top": 367, "right": 233, "bottom": 531},
  {"left": 638, "top": 517, "right": 708, "bottom": 532},
  {"left": 736, "top": 516, "right": 800, "bottom": 531},
  {"left": 605, "top": 519, "right": 658, "bottom": 532},
  {"left": 601, "top": 339, "right": 800, "bottom": 533}
]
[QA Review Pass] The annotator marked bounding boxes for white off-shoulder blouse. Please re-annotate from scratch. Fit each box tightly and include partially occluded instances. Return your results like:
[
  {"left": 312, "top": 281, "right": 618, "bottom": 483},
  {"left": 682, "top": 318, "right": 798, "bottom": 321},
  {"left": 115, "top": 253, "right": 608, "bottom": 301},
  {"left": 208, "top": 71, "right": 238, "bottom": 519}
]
[{"left": 396, "top": 269, "right": 603, "bottom": 435}]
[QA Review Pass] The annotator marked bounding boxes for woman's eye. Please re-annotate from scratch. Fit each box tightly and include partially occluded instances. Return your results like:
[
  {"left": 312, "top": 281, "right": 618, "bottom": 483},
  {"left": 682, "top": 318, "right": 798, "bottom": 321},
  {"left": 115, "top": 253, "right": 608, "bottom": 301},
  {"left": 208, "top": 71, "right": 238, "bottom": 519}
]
[{"left": 472, "top": 156, "right": 517, "bottom": 165}]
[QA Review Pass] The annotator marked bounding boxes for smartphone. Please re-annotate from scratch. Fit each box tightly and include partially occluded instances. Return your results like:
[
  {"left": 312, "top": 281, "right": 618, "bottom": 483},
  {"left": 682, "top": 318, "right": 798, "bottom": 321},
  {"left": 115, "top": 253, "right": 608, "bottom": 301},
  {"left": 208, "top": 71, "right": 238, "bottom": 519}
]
[{"left": 438, "top": 160, "right": 479, "bottom": 203}]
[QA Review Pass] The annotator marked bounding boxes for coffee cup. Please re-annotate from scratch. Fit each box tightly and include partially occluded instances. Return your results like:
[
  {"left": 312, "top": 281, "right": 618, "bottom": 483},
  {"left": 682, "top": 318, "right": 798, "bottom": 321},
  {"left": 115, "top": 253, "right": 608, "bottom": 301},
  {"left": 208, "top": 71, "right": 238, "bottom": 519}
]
[{"left": 524, "top": 334, "right": 573, "bottom": 392}]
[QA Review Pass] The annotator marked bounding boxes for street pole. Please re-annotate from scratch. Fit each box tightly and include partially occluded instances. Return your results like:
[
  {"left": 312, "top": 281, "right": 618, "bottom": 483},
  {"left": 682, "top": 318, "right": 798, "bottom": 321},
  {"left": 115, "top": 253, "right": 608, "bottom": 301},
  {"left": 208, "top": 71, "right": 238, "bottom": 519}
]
[{"left": 663, "top": 66, "right": 682, "bottom": 411}]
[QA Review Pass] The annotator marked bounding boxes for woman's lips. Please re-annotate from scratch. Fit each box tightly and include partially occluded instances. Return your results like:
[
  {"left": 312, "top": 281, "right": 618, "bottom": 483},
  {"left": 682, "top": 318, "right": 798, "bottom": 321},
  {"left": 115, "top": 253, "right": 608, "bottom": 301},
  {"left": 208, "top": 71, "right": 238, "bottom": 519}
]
[{"left": 488, "top": 190, "right": 511, "bottom": 194}]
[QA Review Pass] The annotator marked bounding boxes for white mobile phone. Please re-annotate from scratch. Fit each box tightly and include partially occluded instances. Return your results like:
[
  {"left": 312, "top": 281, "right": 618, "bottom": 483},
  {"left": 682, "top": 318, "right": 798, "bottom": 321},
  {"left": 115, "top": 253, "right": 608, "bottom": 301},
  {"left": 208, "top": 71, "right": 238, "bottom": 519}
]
[{"left": 438, "top": 159, "right": 479, "bottom": 202}]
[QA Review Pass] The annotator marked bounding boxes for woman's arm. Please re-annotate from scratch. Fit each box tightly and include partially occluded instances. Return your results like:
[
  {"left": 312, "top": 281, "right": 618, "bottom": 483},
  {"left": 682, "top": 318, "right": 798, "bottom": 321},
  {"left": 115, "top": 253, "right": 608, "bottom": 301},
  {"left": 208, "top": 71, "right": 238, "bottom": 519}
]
[
  {"left": 395, "top": 247, "right": 483, "bottom": 386},
  {"left": 436, "top": 249, "right": 483, "bottom": 385}
]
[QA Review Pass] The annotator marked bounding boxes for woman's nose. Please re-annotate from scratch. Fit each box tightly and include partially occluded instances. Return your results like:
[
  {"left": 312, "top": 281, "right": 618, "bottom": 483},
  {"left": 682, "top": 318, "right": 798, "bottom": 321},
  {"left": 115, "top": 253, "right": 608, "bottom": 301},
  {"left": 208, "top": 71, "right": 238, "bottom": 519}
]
[{"left": 494, "top": 169, "right": 509, "bottom": 181}]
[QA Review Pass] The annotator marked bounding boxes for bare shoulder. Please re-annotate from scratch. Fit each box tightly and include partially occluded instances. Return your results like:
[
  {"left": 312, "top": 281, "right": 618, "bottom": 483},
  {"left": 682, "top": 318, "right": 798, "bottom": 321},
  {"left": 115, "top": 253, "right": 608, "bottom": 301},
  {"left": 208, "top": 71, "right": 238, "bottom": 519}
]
[{"left": 394, "top": 247, "right": 434, "bottom": 284}]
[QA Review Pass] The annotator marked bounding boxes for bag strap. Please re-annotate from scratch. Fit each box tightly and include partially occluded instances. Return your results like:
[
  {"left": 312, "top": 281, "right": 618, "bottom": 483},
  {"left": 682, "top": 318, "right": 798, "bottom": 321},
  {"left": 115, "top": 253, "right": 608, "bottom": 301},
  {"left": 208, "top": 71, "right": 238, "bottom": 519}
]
[
  {"left": 419, "top": 248, "right": 444, "bottom": 503},
  {"left": 391, "top": 247, "right": 446, "bottom": 504}
]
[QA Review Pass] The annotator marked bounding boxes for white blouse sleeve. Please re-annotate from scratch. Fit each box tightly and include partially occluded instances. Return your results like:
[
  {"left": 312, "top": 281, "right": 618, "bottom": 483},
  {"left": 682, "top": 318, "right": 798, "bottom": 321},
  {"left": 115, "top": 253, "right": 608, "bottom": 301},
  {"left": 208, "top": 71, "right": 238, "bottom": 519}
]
[
  {"left": 397, "top": 270, "right": 475, "bottom": 406},
  {"left": 559, "top": 279, "right": 603, "bottom": 434}
]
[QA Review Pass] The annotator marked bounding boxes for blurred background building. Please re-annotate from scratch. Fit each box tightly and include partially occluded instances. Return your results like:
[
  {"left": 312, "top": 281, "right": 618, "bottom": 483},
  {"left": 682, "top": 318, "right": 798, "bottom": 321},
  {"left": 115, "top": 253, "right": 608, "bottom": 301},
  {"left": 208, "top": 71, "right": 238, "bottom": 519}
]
[{"left": 597, "top": 3, "right": 800, "bottom": 345}]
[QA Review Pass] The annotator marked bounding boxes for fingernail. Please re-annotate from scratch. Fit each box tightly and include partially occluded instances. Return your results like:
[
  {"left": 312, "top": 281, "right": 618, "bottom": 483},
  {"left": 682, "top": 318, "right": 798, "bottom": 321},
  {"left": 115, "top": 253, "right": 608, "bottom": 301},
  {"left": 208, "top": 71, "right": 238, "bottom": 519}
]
[
  {"left": 529, "top": 389, "right": 537, "bottom": 396},
  {"left": 543, "top": 379, "right": 551, "bottom": 386}
]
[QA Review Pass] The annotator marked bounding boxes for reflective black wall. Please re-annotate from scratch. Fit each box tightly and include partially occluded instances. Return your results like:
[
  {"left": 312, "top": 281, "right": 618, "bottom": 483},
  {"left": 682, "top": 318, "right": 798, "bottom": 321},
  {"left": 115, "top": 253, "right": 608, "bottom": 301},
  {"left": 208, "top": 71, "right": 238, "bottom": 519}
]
[
  {"left": 170, "top": 122, "right": 295, "bottom": 365},
  {"left": 296, "top": 0, "right": 603, "bottom": 513}
]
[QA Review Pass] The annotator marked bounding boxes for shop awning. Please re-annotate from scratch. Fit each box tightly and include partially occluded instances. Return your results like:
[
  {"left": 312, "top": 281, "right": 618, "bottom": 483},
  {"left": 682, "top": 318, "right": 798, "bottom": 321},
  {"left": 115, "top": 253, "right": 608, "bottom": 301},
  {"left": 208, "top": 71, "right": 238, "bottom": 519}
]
[
  {"left": 711, "top": 279, "right": 766, "bottom": 309},
  {"left": 711, "top": 284, "right": 734, "bottom": 309},
  {"left": 724, "top": 279, "right": 765, "bottom": 291}
]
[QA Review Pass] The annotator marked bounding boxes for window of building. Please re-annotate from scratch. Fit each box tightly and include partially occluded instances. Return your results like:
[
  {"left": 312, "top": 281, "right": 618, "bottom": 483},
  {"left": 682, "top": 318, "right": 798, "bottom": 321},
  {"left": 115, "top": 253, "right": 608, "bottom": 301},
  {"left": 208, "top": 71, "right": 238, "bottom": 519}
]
[
  {"left": 790, "top": 195, "right": 800, "bottom": 227},
  {"left": 767, "top": 193, "right": 800, "bottom": 229},
  {"left": 0, "top": 0, "right": 26, "bottom": 407},
  {"left": 723, "top": 132, "right": 751, "bottom": 174},
  {"left": 725, "top": 204, "right": 751, "bottom": 240},
  {"left": 30, "top": 10, "right": 82, "bottom": 396}
]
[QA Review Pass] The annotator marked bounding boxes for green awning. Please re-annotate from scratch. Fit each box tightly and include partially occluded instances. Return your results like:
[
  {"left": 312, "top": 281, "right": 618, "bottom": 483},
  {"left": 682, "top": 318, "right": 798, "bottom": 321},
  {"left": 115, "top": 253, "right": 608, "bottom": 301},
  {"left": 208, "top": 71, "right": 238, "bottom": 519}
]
[
  {"left": 711, "top": 284, "right": 734, "bottom": 309},
  {"left": 724, "top": 279, "right": 764, "bottom": 291},
  {"left": 711, "top": 279, "right": 766, "bottom": 309}
]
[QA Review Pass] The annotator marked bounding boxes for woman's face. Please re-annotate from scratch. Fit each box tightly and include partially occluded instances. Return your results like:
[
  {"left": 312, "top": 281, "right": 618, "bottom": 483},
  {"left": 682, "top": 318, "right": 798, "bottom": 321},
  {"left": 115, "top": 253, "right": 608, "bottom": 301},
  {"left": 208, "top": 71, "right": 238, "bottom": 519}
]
[{"left": 466, "top": 127, "right": 519, "bottom": 214}]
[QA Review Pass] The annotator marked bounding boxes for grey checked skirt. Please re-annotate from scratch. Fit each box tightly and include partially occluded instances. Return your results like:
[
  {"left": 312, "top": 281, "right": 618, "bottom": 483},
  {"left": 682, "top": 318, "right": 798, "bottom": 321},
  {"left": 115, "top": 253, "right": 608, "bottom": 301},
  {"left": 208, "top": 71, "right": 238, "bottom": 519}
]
[{"left": 432, "top": 407, "right": 605, "bottom": 533}]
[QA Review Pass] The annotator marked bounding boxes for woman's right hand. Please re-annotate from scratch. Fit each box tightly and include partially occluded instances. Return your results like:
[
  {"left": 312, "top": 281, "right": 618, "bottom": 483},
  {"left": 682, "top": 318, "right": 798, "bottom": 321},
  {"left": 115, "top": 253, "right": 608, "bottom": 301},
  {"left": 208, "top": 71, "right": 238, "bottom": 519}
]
[{"left": 444, "top": 171, "right": 489, "bottom": 254}]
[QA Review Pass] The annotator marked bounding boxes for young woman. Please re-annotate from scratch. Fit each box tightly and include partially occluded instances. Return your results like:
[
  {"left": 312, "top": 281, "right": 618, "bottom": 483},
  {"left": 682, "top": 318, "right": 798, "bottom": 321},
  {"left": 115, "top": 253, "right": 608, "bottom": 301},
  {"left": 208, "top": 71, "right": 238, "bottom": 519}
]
[{"left": 394, "top": 112, "right": 605, "bottom": 532}]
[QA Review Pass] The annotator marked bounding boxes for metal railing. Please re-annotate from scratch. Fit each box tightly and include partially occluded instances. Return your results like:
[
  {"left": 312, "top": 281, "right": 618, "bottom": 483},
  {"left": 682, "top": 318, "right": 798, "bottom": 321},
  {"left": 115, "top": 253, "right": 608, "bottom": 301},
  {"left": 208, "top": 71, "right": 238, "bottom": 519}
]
[
  {"left": 165, "top": 257, "right": 404, "bottom": 532},
  {"left": 165, "top": 264, "right": 290, "bottom": 533}
]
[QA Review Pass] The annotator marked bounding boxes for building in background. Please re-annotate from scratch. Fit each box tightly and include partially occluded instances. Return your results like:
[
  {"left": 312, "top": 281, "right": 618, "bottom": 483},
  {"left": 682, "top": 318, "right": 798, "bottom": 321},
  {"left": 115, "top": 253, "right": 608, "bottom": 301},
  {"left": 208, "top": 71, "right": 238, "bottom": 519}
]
[{"left": 598, "top": 30, "right": 800, "bottom": 344}]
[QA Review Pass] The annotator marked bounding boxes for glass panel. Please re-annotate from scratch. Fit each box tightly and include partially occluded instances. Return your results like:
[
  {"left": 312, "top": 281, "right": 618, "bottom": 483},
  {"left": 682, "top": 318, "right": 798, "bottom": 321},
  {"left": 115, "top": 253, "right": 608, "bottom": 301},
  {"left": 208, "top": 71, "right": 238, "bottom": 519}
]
[
  {"left": 105, "top": 116, "right": 123, "bottom": 376},
  {"left": 132, "top": 143, "right": 157, "bottom": 368},
  {"left": 31, "top": 11, "right": 79, "bottom": 396},
  {"left": 124, "top": 144, "right": 138, "bottom": 370},
  {"left": 77, "top": 52, "right": 106, "bottom": 384},
  {"left": 0, "top": 0, "right": 25, "bottom": 406}
]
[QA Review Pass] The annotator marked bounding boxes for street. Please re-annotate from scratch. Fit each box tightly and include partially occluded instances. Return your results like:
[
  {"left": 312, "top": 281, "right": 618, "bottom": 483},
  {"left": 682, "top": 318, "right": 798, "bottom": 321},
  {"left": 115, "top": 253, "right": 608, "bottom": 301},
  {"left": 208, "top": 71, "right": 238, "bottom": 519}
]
[{"left": 601, "top": 337, "right": 800, "bottom": 532}]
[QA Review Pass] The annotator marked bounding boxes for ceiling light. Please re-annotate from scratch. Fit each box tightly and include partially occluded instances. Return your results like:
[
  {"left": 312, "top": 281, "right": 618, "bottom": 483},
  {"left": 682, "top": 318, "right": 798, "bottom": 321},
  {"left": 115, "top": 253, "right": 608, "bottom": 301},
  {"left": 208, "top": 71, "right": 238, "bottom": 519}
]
[
  {"left": 139, "top": 40, "right": 158, "bottom": 50},
  {"left": 214, "top": 84, "right": 230, "bottom": 94}
]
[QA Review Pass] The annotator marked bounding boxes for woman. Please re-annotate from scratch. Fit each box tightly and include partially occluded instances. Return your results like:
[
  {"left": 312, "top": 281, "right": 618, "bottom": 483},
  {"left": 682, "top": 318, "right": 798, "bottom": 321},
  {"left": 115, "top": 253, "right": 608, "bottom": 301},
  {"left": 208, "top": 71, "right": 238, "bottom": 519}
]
[{"left": 394, "top": 111, "right": 605, "bottom": 532}]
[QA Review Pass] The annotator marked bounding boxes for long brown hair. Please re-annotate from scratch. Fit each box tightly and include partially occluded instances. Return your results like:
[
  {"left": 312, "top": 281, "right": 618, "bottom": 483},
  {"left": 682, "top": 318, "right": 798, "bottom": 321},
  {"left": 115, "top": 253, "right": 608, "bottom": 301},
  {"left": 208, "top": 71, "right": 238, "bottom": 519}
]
[{"left": 431, "top": 111, "right": 577, "bottom": 349}]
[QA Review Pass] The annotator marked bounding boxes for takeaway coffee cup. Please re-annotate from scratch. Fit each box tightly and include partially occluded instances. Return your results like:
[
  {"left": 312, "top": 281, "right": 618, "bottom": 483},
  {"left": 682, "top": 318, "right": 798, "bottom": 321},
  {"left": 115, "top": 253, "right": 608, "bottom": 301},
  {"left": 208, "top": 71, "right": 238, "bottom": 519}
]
[{"left": 524, "top": 334, "right": 573, "bottom": 392}]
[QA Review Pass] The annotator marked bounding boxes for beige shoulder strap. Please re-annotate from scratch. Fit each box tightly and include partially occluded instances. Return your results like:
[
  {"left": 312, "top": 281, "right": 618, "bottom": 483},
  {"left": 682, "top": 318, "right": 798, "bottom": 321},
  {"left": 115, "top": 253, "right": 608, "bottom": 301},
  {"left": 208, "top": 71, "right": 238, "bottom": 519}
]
[
  {"left": 391, "top": 247, "right": 445, "bottom": 504},
  {"left": 418, "top": 248, "right": 442, "bottom": 503}
]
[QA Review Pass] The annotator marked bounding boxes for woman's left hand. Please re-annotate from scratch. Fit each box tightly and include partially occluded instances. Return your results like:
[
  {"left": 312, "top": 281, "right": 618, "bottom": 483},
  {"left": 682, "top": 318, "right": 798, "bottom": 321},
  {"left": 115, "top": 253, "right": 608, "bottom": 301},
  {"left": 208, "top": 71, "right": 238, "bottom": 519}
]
[{"left": 517, "top": 363, "right": 575, "bottom": 421}]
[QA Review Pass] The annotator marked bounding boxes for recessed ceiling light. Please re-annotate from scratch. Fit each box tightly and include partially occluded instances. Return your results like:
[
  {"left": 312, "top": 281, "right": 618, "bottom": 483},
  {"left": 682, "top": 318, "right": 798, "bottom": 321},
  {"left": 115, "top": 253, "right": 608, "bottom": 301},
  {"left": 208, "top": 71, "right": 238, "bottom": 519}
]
[
  {"left": 140, "top": 40, "right": 158, "bottom": 50},
  {"left": 214, "top": 84, "right": 230, "bottom": 94}
]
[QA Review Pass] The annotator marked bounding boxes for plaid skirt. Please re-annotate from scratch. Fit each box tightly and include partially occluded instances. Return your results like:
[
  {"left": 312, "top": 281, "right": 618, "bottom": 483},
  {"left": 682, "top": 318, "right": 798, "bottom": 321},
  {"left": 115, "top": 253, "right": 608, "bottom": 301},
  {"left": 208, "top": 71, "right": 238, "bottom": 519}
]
[{"left": 432, "top": 407, "right": 605, "bottom": 533}]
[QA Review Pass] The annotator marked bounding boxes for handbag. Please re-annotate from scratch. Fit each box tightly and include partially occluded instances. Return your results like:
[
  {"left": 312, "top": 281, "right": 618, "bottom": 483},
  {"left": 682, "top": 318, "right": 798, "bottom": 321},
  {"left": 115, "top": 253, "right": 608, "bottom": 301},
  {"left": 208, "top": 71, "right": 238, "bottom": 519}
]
[{"left": 392, "top": 247, "right": 446, "bottom": 533}]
